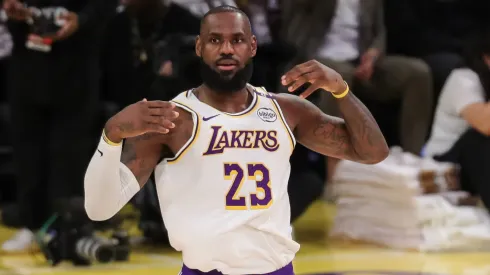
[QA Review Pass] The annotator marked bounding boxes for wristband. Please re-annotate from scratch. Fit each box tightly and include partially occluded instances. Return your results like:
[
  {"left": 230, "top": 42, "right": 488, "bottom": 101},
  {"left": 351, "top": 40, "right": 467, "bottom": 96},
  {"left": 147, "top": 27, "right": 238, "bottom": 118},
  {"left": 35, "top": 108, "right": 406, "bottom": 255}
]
[
  {"left": 102, "top": 129, "right": 123, "bottom": 146},
  {"left": 332, "top": 81, "right": 350, "bottom": 99}
]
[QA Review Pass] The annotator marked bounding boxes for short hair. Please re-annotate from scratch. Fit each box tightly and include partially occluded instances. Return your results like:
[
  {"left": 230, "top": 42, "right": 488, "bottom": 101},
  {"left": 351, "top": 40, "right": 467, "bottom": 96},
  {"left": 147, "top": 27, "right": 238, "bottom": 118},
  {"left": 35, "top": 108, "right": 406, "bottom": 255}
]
[{"left": 200, "top": 5, "right": 251, "bottom": 31}]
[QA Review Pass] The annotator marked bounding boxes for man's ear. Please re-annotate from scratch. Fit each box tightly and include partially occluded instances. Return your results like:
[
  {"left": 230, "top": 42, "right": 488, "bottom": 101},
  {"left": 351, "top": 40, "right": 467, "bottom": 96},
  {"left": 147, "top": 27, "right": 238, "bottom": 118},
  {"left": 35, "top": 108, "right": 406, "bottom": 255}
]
[
  {"left": 195, "top": 35, "right": 201, "bottom": 57},
  {"left": 251, "top": 35, "right": 257, "bottom": 57}
]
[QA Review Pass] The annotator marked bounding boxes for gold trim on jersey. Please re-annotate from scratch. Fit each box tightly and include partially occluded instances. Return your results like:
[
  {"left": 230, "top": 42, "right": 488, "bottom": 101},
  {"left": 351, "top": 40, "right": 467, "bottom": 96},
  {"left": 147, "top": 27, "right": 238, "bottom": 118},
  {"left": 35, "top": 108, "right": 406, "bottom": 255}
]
[
  {"left": 165, "top": 100, "right": 201, "bottom": 164},
  {"left": 187, "top": 87, "right": 260, "bottom": 117},
  {"left": 256, "top": 87, "right": 296, "bottom": 153}
]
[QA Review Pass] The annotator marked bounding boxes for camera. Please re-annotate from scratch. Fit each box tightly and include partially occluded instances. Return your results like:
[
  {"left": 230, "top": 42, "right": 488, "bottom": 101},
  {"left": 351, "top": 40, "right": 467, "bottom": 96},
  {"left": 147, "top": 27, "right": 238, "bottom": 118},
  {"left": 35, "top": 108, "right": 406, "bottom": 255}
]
[
  {"left": 35, "top": 198, "right": 131, "bottom": 266},
  {"left": 26, "top": 6, "right": 67, "bottom": 36},
  {"left": 24, "top": 6, "right": 67, "bottom": 52}
]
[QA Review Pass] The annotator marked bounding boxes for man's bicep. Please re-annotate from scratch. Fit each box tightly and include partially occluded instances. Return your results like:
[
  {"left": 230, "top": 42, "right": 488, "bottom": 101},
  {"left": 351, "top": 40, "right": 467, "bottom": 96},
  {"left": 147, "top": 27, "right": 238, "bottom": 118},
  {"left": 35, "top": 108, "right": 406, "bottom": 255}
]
[
  {"left": 280, "top": 95, "right": 360, "bottom": 161},
  {"left": 121, "top": 133, "right": 165, "bottom": 187}
]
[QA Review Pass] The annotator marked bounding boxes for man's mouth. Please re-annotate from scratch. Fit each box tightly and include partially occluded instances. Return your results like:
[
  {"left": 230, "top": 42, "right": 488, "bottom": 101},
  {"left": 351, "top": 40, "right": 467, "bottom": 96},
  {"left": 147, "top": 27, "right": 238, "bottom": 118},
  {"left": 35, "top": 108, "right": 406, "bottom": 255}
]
[{"left": 216, "top": 60, "right": 238, "bottom": 71}]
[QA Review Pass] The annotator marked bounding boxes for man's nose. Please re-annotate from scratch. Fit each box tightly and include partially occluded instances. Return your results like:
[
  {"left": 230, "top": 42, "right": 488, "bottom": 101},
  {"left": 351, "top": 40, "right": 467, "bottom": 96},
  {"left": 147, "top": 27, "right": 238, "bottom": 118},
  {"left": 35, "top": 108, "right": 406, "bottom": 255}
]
[{"left": 220, "top": 41, "right": 235, "bottom": 55}]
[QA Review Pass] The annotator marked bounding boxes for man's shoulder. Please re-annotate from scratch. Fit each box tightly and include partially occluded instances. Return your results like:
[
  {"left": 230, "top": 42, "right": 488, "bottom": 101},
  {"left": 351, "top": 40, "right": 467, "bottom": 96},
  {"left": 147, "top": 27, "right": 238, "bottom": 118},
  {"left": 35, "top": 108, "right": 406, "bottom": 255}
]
[
  {"left": 271, "top": 92, "right": 306, "bottom": 111},
  {"left": 249, "top": 85, "right": 291, "bottom": 102}
]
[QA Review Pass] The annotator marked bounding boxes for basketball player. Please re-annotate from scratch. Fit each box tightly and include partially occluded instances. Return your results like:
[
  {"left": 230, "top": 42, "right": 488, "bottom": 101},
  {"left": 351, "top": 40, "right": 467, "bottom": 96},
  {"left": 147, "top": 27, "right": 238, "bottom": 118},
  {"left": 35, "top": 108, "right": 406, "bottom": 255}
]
[{"left": 84, "top": 5, "right": 389, "bottom": 275}]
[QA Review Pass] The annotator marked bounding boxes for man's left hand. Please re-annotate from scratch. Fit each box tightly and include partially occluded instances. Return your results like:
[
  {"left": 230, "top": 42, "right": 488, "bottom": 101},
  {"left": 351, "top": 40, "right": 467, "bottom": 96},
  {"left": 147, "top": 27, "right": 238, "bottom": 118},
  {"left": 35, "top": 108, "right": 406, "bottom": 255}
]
[
  {"left": 281, "top": 59, "right": 347, "bottom": 99},
  {"left": 52, "top": 12, "right": 79, "bottom": 41}
]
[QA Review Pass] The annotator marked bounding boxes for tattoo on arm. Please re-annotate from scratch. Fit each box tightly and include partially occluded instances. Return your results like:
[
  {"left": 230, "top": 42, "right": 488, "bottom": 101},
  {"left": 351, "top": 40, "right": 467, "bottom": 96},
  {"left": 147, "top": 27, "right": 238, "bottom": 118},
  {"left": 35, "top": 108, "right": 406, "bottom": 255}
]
[
  {"left": 312, "top": 116, "right": 353, "bottom": 157},
  {"left": 121, "top": 133, "right": 164, "bottom": 187},
  {"left": 336, "top": 93, "right": 388, "bottom": 163},
  {"left": 283, "top": 92, "right": 388, "bottom": 164},
  {"left": 119, "top": 106, "right": 193, "bottom": 186}
]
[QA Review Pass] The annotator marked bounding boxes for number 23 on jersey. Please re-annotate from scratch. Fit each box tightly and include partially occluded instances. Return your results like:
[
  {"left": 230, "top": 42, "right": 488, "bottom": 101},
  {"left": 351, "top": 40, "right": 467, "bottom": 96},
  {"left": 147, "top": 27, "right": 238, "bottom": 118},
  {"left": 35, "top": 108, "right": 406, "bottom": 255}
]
[{"left": 224, "top": 163, "right": 273, "bottom": 210}]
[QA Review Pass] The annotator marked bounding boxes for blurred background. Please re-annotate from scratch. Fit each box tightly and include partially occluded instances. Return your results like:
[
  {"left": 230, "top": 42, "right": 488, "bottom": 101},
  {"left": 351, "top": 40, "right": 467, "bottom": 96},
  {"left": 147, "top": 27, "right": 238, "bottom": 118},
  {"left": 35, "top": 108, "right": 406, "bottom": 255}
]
[{"left": 1, "top": 0, "right": 490, "bottom": 274}]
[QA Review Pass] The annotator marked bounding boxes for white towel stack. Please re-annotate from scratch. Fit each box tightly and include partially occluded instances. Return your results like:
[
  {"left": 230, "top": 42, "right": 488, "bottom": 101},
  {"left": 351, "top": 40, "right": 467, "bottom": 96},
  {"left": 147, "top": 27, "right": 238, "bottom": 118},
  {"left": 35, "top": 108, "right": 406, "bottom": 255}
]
[{"left": 330, "top": 147, "right": 490, "bottom": 252}]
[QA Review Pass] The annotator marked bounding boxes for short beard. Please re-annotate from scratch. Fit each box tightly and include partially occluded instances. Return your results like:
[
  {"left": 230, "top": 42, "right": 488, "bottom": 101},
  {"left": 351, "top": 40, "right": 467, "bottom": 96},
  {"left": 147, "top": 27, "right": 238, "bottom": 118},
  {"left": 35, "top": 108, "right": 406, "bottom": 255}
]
[{"left": 199, "top": 58, "right": 253, "bottom": 94}]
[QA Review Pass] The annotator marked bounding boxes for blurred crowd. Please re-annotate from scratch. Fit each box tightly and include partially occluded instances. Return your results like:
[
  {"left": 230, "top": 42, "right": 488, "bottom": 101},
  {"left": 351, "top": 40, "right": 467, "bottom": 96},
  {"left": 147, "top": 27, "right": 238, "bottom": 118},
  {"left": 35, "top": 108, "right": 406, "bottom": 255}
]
[{"left": 0, "top": 0, "right": 490, "bottom": 256}]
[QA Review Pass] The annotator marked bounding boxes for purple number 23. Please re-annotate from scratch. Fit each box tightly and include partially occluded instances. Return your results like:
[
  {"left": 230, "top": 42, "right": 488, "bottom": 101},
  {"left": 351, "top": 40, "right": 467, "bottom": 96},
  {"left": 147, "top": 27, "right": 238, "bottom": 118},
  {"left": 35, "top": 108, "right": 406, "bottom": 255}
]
[{"left": 224, "top": 163, "right": 272, "bottom": 210}]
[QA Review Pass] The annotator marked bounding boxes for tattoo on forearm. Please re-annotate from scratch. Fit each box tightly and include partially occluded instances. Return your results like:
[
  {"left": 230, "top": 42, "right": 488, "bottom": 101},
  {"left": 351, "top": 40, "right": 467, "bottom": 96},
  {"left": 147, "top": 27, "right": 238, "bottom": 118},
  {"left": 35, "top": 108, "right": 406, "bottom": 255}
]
[
  {"left": 307, "top": 94, "right": 387, "bottom": 162},
  {"left": 337, "top": 94, "right": 387, "bottom": 161},
  {"left": 121, "top": 133, "right": 161, "bottom": 186},
  {"left": 313, "top": 119, "right": 350, "bottom": 155}
]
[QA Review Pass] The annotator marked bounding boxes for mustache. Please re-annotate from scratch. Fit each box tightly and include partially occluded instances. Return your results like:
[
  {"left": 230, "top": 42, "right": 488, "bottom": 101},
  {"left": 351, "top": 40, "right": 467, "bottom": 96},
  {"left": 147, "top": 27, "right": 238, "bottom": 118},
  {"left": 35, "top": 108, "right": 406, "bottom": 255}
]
[{"left": 215, "top": 55, "right": 239, "bottom": 65}]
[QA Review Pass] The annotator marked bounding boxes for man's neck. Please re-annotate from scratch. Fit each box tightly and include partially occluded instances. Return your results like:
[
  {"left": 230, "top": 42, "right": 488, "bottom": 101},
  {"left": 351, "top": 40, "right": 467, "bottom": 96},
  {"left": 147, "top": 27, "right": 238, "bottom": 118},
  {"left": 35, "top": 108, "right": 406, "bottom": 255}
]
[{"left": 197, "top": 84, "right": 253, "bottom": 114}]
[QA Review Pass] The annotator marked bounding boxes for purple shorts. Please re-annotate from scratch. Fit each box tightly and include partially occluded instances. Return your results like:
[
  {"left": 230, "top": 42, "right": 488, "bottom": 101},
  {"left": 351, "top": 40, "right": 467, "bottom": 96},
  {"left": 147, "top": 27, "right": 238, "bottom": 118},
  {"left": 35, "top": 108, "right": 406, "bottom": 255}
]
[{"left": 180, "top": 262, "right": 294, "bottom": 275}]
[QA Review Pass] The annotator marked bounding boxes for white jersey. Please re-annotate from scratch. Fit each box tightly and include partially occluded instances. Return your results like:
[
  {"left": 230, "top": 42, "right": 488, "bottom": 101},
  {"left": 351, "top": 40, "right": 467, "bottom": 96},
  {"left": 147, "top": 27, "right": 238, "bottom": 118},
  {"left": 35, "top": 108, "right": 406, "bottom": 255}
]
[{"left": 154, "top": 86, "right": 300, "bottom": 274}]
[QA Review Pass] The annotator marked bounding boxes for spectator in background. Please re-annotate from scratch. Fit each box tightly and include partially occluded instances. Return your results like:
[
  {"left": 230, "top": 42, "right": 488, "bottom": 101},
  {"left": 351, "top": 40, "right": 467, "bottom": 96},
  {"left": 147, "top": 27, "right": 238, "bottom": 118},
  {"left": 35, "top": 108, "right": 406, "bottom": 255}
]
[
  {"left": 281, "top": 0, "right": 432, "bottom": 181},
  {"left": 1, "top": 0, "right": 117, "bottom": 252},
  {"left": 425, "top": 33, "right": 490, "bottom": 211},
  {"left": 384, "top": 0, "right": 490, "bottom": 101},
  {"left": 101, "top": 0, "right": 200, "bottom": 106}
]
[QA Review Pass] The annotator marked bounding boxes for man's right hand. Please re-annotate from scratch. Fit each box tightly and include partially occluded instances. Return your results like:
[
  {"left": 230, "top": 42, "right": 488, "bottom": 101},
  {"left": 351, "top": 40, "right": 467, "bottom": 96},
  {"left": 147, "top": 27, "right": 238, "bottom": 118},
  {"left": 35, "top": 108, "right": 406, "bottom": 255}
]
[
  {"left": 104, "top": 99, "right": 179, "bottom": 143},
  {"left": 3, "top": 0, "right": 30, "bottom": 21}
]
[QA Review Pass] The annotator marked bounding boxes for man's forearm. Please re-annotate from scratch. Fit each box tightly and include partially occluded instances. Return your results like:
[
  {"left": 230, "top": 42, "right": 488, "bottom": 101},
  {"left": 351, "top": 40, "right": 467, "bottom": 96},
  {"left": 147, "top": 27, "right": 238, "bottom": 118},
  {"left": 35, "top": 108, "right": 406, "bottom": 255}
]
[
  {"left": 336, "top": 92, "right": 389, "bottom": 163},
  {"left": 84, "top": 134, "right": 140, "bottom": 221}
]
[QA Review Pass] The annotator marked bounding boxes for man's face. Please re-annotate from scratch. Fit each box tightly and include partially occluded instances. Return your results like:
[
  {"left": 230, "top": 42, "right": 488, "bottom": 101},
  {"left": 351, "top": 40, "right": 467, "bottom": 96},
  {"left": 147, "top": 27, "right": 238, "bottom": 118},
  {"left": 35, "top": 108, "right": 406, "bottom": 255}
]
[{"left": 196, "top": 12, "right": 257, "bottom": 93}]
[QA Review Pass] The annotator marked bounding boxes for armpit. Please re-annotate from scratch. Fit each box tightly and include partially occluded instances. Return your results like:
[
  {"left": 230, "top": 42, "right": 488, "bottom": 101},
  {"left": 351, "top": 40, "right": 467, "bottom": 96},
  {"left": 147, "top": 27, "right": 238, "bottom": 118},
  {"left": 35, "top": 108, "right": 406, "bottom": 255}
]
[{"left": 163, "top": 105, "right": 197, "bottom": 162}]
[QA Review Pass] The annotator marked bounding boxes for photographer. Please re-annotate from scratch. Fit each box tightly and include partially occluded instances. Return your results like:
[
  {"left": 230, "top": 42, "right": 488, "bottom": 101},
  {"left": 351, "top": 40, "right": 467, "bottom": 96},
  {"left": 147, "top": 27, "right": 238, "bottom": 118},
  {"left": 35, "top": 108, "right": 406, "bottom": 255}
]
[
  {"left": 101, "top": 0, "right": 200, "bottom": 107},
  {"left": 1, "top": 0, "right": 117, "bottom": 252}
]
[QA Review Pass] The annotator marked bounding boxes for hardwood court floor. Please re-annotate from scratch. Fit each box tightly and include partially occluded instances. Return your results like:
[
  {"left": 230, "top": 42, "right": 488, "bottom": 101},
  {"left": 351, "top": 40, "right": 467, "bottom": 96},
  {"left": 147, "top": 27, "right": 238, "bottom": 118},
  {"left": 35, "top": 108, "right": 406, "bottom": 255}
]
[{"left": 1, "top": 202, "right": 490, "bottom": 275}]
